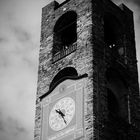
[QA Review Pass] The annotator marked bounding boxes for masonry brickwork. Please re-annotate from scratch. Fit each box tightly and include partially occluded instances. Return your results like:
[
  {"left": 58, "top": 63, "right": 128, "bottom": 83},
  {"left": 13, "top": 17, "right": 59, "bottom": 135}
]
[{"left": 34, "top": 0, "right": 140, "bottom": 139}]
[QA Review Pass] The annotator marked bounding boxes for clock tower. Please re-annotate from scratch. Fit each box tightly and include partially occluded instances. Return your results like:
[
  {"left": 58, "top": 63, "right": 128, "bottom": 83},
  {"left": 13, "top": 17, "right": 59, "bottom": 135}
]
[{"left": 34, "top": 0, "right": 140, "bottom": 140}]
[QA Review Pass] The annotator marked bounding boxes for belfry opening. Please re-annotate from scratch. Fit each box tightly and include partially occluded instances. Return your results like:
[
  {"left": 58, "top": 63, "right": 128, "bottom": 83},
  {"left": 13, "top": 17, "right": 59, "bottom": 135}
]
[
  {"left": 104, "top": 13, "right": 123, "bottom": 49},
  {"left": 53, "top": 11, "right": 77, "bottom": 55}
]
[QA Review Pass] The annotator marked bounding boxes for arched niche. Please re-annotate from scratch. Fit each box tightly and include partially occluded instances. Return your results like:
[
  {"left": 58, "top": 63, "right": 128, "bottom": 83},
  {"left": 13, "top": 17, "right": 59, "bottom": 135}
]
[
  {"left": 53, "top": 11, "right": 77, "bottom": 55},
  {"left": 105, "top": 67, "right": 129, "bottom": 120},
  {"left": 49, "top": 67, "right": 78, "bottom": 90}
]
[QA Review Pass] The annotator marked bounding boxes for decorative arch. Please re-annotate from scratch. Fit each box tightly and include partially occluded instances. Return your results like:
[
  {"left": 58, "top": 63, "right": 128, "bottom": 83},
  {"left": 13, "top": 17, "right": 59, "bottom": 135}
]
[
  {"left": 49, "top": 67, "right": 78, "bottom": 90},
  {"left": 53, "top": 11, "right": 77, "bottom": 55}
]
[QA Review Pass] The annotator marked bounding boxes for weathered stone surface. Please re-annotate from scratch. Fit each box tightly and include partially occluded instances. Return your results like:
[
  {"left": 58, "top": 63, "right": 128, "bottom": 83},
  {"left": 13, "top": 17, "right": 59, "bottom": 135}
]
[{"left": 34, "top": 0, "right": 140, "bottom": 140}]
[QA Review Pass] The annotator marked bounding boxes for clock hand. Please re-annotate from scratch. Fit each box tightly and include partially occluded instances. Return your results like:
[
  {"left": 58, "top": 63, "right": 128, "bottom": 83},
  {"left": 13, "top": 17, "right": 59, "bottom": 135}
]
[
  {"left": 55, "top": 109, "right": 61, "bottom": 114},
  {"left": 55, "top": 109, "right": 65, "bottom": 117},
  {"left": 55, "top": 109, "right": 67, "bottom": 124},
  {"left": 61, "top": 114, "right": 67, "bottom": 124}
]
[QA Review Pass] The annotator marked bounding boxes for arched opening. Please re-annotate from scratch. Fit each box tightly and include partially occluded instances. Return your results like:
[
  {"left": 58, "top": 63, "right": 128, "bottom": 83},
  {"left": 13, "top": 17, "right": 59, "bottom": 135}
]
[
  {"left": 105, "top": 68, "right": 132, "bottom": 137},
  {"left": 53, "top": 11, "right": 77, "bottom": 55},
  {"left": 49, "top": 67, "right": 78, "bottom": 89},
  {"left": 105, "top": 67, "right": 129, "bottom": 120},
  {"left": 104, "top": 14, "right": 122, "bottom": 49}
]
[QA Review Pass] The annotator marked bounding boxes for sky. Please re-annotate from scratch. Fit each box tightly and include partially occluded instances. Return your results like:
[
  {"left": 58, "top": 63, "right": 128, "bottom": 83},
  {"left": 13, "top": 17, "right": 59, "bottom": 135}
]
[{"left": 0, "top": 0, "right": 140, "bottom": 140}]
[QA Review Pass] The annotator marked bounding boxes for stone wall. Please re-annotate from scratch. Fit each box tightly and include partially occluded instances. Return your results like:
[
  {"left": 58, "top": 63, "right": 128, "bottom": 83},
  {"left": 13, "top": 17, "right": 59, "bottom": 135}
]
[
  {"left": 35, "top": 0, "right": 95, "bottom": 139},
  {"left": 34, "top": 0, "right": 140, "bottom": 140}
]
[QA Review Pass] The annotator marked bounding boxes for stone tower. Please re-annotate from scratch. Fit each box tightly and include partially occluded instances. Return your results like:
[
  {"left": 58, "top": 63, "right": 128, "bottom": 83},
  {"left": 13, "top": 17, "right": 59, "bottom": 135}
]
[{"left": 34, "top": 0, "right": 140, "bottom": 140}]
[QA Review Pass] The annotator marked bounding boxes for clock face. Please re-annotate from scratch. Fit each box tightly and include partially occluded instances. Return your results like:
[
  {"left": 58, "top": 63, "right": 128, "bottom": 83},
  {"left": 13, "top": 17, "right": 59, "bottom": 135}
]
[{"left": 49, "top": 97, "right": 75, "bottom": 131}]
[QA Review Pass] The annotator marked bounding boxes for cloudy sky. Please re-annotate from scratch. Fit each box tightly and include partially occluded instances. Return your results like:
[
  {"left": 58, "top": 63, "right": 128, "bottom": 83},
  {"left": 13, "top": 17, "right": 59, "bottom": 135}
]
[{"left": 0, "top": 0, "right": 140, "bottom": 140}]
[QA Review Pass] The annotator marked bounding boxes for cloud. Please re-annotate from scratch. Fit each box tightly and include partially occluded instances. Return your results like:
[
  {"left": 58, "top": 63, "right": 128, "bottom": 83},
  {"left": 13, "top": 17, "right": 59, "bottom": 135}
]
[
  {"left": 128, "top": 0, "right": 140, "bottom": 7},
  {"left": 0, "top": 119, "right": 30, "bottom": 140},
  {"left": 0, "top": 63, "right": 37, "bottom": 140},
  {"left": 0, "top": 0, "right": 139, "bottom": 140},
  {"left": 0, "top": 0, "right": 42, "bottom": 140},
  {"left": 0, "top": 108, "right": 30, "bottom": 140},
  {"left": 0, "top": 117, "right": 27, "bottom": 134},
  {"left": 0, "top": 38, "right": 8, "bottom": 43},
  {"left": 11, "top": 26, "right": 31, "bottom": 43}
]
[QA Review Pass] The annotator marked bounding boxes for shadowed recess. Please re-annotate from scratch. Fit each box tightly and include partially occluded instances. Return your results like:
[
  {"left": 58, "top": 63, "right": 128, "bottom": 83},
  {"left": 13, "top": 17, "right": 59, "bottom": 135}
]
[{"left": 53, "top": 11, "right": 77, "bottom": 55}]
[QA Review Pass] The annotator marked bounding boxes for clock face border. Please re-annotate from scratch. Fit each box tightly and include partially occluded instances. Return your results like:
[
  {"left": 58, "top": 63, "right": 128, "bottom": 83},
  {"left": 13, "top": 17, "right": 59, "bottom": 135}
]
[
  {"left": 41, "top": 79, "right": 85, "bottom": 140},
  {"left": 48, "top": 91, "right": 76, "bottom": 134},
  {"left": 49, "top": 97, "right": 76, "bottom": 131}
]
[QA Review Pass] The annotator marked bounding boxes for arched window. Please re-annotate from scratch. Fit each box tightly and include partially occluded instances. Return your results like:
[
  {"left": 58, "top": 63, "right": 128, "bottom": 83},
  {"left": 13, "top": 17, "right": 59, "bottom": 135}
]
[
  {"left": 53, "top": 11, "right": 77, "bottom": 56},
  {"left": 104, "top": 14, "right": 122, "bottom": 49},
  {"left": 49, "top": 67, "right": 78, "bottom": 89}
]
